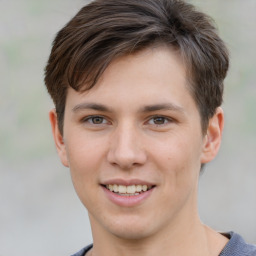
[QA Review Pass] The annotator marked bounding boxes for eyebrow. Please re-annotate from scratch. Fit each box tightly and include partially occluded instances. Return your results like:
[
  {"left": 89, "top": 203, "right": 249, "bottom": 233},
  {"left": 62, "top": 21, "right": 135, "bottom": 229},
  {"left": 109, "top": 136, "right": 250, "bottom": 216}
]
[
  {"left": 72, "top": 102, "right": 185, "bottom": 114},
  {"left": 140, "top": 103, "right": 185, "bottom": 113},
  {"left": 72, "top": 103, "right": 113, "bottom": 113}
]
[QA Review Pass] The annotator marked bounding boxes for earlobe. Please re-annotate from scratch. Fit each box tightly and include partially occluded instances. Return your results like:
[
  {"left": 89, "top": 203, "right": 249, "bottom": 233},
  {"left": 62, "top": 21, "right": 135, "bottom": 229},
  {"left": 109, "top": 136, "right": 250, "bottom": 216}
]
[
  {"left": 49, "top": 109, "right": 69, "bottom": 167},
  {"left": 200, "top": 107, "right": 224, "bottom": 164}
]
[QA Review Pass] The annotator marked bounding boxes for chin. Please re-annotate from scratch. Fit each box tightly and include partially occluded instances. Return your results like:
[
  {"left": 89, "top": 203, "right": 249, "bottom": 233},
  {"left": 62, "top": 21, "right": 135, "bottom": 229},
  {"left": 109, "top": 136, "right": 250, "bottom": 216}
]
[
  {"left": 111, "top": 227, "right": 152, "bottom": 240},
  {"left": 105, "top": 215, "right": 157, "bottom": 240}
]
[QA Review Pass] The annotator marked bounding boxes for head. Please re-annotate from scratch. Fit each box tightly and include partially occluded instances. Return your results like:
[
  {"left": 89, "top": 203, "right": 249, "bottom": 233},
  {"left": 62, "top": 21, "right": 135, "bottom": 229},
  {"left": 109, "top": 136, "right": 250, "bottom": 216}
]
[
  {"left": 44, "top": 0, "right": 229, "bottom": 136},
  {"left": 45, "top": 0, "right": 229, "bottom": 241}
]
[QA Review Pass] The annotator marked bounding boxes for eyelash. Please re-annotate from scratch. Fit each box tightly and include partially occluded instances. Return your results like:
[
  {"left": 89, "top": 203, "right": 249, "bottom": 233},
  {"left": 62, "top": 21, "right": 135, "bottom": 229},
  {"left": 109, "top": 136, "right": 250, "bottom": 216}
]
[
  {"left": 82, "top": 115, "right": 109, "bottom": 125},
  {"left": 147, "top": 116, "right": 173, "bottom": 126},
  {"left": 81, "top": 115, "right": 174, "bottom": 127}
]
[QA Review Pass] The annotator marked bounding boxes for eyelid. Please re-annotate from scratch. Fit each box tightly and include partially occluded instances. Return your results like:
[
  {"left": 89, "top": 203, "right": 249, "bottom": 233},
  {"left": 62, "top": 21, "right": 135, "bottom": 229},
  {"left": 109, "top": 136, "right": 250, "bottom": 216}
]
[
  {"left": 82, "top": 115, "right": 110, "bottom": 125},
  {"left": 147, "top": 115, "right": 174, "bottom": 126},
  {"left": 80, "top": 114, "right": 175, "bottom": 127}
]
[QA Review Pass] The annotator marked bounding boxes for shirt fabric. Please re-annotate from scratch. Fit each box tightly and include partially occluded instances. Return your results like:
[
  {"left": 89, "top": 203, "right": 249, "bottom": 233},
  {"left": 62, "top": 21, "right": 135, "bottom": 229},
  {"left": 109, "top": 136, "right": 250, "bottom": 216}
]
[{"left": 71, "top": 232, "right": 256, "bottom": 256}]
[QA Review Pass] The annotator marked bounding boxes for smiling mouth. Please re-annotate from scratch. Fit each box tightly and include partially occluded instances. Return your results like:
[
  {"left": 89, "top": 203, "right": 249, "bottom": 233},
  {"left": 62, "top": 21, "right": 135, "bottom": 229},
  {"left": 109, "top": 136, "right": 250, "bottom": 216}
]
[{"left": 103, "top": 184, "right": 154, "bottom": 196}]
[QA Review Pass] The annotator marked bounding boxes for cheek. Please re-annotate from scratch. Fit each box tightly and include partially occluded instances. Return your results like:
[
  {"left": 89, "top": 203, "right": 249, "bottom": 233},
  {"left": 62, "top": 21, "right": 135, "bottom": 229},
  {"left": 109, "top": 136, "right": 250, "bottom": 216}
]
[
  {"left": 65, "top": 139, "right": 104, "bottom": 210},
  {"left": 149, "top": 134, "right": 202, "bottom": 183},
  {"left": 64, "top": 134, "right": 106, "bottom": 189}
]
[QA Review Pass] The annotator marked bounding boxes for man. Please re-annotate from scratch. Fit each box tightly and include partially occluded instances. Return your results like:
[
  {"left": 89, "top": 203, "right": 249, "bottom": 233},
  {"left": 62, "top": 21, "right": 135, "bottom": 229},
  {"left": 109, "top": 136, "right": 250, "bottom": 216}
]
[{"left": 44, "top": 0, "right": 256, "bottom": 255}]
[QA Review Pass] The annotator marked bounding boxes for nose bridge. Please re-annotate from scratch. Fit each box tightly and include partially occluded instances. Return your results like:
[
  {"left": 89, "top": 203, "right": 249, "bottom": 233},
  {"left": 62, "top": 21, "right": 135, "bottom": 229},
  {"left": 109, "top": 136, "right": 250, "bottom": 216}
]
[{"left": 107, "top": 120, "right": 146, "bottom": 168}]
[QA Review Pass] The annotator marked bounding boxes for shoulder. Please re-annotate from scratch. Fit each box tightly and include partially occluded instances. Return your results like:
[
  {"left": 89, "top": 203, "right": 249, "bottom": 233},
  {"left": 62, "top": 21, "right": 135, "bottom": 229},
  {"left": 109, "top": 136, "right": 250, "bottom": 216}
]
[
  {"left": 220, "top": 232, "right": 256, "bottom": 256},
  {"left": 71, "top": 244, "right": 93, "bottom": 256},
  {"left": 70, "top": 233, "right": 256, "bottom": 256}
]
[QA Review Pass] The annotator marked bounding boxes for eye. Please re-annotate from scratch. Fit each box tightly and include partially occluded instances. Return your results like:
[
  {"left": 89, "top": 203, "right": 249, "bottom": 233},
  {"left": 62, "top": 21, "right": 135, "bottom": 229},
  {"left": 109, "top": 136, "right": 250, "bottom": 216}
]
[
  {"left": 83, "top": 116, "right": 108, "bottom": 125},
  {"left": 148, "top": 116, "right": 171, "bottom": 126}
]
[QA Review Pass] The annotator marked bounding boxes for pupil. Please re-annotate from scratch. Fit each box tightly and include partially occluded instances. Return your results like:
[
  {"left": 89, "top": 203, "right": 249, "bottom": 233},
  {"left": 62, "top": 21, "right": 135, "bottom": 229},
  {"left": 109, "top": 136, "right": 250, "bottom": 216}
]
[
  {"left": 93, "top": 117, "right": 103, "bottom": 124},
  {"left": 154, "top": 117, "right": 164, "bottom": 124}
]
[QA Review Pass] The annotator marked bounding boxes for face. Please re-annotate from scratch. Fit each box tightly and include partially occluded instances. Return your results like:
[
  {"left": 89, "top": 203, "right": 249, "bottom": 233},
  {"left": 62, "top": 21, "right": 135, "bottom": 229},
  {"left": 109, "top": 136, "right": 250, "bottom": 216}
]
[{"left": 50, "top": 46, "right": 223, "bottom": 241}]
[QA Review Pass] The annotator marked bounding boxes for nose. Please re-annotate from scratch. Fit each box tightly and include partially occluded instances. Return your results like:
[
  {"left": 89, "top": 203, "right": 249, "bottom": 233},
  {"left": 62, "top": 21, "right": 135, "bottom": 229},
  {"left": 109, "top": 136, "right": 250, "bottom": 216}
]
[{"left": 107, "top": 123, "right": 147, "bottom": 169}]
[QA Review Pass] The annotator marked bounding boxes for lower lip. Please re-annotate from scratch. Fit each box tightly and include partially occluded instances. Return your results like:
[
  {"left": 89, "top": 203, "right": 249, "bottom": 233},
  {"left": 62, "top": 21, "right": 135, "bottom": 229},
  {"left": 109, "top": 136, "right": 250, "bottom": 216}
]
[{"left": 102, "top": 186, "right": 155, "bottom": 207}]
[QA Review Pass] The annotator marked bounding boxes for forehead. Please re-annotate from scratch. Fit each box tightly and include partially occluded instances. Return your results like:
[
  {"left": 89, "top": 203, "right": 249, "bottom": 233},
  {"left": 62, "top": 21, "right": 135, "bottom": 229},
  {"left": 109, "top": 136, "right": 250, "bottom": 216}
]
[{"left": 66, "top": 46, "right": 198, "bottom": 115}]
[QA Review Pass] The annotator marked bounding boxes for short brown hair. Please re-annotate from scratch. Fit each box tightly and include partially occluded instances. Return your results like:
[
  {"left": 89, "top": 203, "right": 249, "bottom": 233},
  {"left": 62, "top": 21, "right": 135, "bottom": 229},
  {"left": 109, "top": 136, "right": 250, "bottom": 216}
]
[{"left": 44, "top": 0, "right": 229, "bottom": 134}]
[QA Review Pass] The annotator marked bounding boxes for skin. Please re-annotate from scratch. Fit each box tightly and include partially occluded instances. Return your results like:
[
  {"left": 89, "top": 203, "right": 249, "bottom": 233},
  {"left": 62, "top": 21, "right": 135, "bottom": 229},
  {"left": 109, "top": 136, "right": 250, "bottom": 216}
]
[{"left": 50, "top": 46, "right": 228, "bottom": 256}]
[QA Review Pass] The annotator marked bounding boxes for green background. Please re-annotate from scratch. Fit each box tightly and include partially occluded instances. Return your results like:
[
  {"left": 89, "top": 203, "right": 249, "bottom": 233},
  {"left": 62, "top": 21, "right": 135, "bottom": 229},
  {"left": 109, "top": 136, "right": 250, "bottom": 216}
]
[{"left": 1, "top": 0, "right": 255, "bottom": 255}]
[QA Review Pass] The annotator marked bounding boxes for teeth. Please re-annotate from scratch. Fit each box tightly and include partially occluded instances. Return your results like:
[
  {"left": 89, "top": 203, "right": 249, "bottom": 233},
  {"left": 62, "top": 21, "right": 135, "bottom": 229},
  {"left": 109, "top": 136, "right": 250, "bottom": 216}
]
[
  {"left": 142, "top": 185, "right": 147, "bottom": 192},
  {"left": 136, "top": 185, "right": 142, "bottom": 192},
  {"left": 127, "top": 185, "right": 136, "bottom": 194},
  {"left": 113, "top": 184, "right": 118, "bottom": 193},
  {"left": 106, "top": 184, "right": 152, "bottom": 194},
  {"left": 119, "top": 185, "right": 127, "bottom": 194},
  {"left": 119, "top": 193, "right": 140, "bottom": 196}
]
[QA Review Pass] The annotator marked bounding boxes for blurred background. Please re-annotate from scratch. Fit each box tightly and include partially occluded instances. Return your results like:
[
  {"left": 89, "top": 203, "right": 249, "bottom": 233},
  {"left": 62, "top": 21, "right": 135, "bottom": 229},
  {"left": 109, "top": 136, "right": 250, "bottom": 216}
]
[{"left": 0, "top": 0, "right": 255, "bottom": 255}]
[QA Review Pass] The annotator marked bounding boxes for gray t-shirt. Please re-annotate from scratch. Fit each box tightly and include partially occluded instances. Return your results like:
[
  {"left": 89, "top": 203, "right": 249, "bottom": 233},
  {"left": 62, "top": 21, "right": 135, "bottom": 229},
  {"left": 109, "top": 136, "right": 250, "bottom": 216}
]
[{"left": 71, "top": 232, "right": 256, "bottom": 256}]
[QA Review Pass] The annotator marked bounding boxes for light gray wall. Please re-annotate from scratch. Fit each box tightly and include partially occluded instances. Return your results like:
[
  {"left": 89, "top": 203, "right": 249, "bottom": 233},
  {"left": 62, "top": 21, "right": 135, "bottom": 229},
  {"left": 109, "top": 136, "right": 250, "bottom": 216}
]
[{"left": 1, "top": 0, "right": 255, "bottom": 255}]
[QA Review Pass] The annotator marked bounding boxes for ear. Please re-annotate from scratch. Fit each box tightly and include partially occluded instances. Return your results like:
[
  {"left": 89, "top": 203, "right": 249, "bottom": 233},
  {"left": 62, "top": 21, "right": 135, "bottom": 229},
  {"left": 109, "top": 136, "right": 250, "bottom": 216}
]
[
  {"left": 49, "top": 109, "right": 69, "bottom": 167},
  {"left": 200, "top": 107, "right": 224, "bottom": 164}
]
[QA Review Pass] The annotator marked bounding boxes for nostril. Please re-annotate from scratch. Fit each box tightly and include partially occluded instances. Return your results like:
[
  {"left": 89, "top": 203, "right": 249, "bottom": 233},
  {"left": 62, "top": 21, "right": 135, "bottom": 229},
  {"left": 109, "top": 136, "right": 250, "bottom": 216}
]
[{"left": 107, "top": 150, "right": 147, "bottom": 169}]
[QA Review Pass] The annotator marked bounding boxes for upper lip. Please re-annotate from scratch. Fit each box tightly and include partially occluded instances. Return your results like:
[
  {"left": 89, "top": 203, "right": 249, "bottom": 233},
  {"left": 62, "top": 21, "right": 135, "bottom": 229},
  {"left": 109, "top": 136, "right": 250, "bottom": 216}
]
[{"left": 101, "top": 178, "right": 155, "bottom": 186}]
